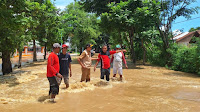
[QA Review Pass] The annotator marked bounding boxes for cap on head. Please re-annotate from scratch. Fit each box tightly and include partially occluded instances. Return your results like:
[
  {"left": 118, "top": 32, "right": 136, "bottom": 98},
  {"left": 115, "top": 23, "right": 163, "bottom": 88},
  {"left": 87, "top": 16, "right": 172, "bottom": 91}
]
[
  {"left": 86, "top": 44, "right": 93, "bottom": 48},
  {"left": 53, "top": 43, "right": 61, "bottom": 48},
  {"left": 62, "top": 44, "right": 68, "bottom": 48},
  {"left": 116, "top": 44, "right": 121, "bottom": 49}
]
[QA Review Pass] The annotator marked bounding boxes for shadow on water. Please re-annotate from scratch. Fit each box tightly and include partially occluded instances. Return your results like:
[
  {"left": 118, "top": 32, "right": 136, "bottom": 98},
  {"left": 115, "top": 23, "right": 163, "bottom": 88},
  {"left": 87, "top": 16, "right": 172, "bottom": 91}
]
[
  {"left": 126, "top": 65, "right": 144, "bottom": 69},
  {"left": 25, "top": 63, "right": 44, "bottom": 67},
  {"left": 0, "top": 70, "right": 28, "bottom": 87},
  {"left": 110, "top": 62, "right": 145, "bottom": 69},
  {"left": 38, "top": 95, "right": 49, "bottom": 103},
  {"left": 163, "top": 71, "right": 200, "bottom": 78},
  {"left": 0, "top": 75, "right": 18, "bottom": 87},
  {"left": 94, "top": 81, "right": 110, "bottom": 87}
]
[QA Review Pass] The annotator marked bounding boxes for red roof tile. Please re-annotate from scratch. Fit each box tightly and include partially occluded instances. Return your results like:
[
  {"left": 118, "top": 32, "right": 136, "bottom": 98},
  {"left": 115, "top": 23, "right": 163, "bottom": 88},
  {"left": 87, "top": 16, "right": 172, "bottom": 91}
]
[{"left": 176, "top": 30, "right": 200, "bottom": 42}]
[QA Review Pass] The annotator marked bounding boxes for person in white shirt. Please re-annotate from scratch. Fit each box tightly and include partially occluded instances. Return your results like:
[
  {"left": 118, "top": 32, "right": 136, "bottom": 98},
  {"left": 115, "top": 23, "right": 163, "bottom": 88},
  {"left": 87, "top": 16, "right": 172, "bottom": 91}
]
[{"left": 111, "top": 45, "right": 128, "bottom": 80}]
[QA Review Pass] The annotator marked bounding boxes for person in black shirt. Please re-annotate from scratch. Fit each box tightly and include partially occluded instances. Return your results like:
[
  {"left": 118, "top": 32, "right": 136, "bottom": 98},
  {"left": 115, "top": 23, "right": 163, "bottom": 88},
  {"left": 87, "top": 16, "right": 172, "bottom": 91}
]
[{"left": 57, "top": 44, "right": 72, "bottom": 89}]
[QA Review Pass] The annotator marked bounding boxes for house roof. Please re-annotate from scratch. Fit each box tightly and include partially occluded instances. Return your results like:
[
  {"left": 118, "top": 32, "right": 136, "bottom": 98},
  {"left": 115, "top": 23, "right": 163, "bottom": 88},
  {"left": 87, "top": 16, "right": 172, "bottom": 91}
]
[
  {"left": 173, "top": 32, "right": 189, "bottom": 40},
  {"left": 175, "top": 30, "right": 200, "bottom": 42}
]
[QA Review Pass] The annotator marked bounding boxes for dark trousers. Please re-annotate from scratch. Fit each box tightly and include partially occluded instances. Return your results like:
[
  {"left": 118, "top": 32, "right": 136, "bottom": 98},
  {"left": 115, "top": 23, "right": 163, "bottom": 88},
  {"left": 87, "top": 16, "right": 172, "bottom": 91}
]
[
  {"left": 101, "top": 68, "right": 110, "bottom": 81},
  {"left": 47, "top": 76, "right": 59, "bottom": 95}
]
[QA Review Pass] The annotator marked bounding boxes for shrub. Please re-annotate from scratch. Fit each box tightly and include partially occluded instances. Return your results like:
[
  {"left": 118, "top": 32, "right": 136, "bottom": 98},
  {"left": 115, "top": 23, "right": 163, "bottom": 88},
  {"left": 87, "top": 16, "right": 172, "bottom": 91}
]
[
  {"left": 148, "top": 41, "right": 200, "bottom": 75},
  {"left": 147, "top": 45, "right": 167, "bottom": 66},
  {"left": 169, "top": 45, "right": 198, "bottom": 73}
]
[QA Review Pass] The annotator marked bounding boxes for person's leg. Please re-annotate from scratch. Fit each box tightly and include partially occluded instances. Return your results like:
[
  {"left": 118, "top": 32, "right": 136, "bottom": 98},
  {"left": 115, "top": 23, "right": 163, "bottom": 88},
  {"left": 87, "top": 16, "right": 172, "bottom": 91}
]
[
  {"left": 101, "top": 69, "right": 105, "bottom": 80},
  {"left": 56, "top": 77, "right": 62, "bottom": 86},
  {"left": 63, "top": 75, "right": 69, "bottom": 88},
  {"left": 49, "top": 85, "right": 51, "bottom": 96},
  {"left": 48, "top": 77, "right": 59, "bottom": 102},
  {"left": 50, "top": 83, "right": 59, "bottom": 98},
  {"left": 81, "top": 67, "right": 87, "bottom": 82},
  {"left": 86, "top": 68, "right": 90, "bottom": 82},
  {"left": 48, "top": 78, "right": 51, "bottom": 96},
  {"left": 50, "top": 84, "right": 59, "bottom": 103},
  {"left": 106, "top": 68, "right": 110, "bottom": 81},
  {"left": 113, "top": 64, "right": 117, "bottom": 77},
  {"left": 118, "top": 67, "right": 123, "bottom": 80}
]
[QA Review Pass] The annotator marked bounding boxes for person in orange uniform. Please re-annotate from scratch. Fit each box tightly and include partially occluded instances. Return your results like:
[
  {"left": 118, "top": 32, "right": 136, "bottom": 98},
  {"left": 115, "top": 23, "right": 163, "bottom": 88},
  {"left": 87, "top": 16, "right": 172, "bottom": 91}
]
[{"left": 47, "top": 43, "right": 62, "bottom": 103}]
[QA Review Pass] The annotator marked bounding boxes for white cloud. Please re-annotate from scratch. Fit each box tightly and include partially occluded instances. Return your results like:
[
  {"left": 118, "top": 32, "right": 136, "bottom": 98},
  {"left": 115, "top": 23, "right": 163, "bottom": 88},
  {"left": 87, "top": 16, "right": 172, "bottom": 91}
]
[
  {"left": 56, "top": 5, "right": 66, "bottom": 10},
  {"left": 54, "top": 0, "right": 74, "bottom": 10}
]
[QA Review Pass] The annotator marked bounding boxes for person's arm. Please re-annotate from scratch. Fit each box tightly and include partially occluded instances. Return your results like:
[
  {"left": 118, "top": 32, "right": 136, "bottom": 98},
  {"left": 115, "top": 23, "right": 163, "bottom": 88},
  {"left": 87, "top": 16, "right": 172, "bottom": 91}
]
[
  {"left": 69, "top": 63, "right": 72, "bottom": 77},
  {"left": 91, "top": 57, "right": 99, "bottom": 60},
  {"left": 111, "top": 55, "right": 114, "bottom": 63},
  {"left": 109, "top": 49, "right": 127, "bottom": 55},
  {"left": 116, "top": 49, "right": 127, "bottom": 53},
  {"left": 77, "top": 52, "right": 86, "bottom": 68},
  {"left": 122, "top": 52, "right": 128, "bottom": 69},
  {"left": 94, "top": 61, "right": 99, "bottom": 72},
  {"left": 69, "top": 55, "right": 72, "bottom": 77},
  {"left": 94, "top": 54, "right": 101, "bottom": 71}
]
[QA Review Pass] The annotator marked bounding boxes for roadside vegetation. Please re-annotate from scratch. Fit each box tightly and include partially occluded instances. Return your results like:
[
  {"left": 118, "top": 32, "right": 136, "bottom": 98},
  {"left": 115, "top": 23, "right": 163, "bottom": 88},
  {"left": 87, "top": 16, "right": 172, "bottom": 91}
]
[{"left": 0, "top": 0, "right": 199, "bottom": 75}]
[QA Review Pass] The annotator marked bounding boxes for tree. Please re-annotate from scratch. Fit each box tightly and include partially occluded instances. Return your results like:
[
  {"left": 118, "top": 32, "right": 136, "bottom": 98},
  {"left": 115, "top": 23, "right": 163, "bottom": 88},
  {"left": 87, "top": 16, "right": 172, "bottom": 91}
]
[
  {"left": 79, "top": 0, "right": 128, "bottom": 16},
  {"left": 0, "top": 0, "right": 30, "bottom": 74},
  {"left": 62, "top": 2, "right": 100, "bottom": 53},
  {"left": 155, "top": 0, "right": 199, "bottom": 50},
  {"left": 36, "top": 0, "right": 60, "bottom": 59},
  {"left": 100, "top": 0, "right": 158, "bottom": 64},
  {"left": 60, "top": 13, "right": 76, "bottom": 43},
  {"left": 26, "top": 1, "right": 44, "bottom": 62},
  {"left": 189, "top": 26, "right": 200, "bottom": 32},
  {"left": 16, "top": 33, "right": 31, "bottom": 68}
]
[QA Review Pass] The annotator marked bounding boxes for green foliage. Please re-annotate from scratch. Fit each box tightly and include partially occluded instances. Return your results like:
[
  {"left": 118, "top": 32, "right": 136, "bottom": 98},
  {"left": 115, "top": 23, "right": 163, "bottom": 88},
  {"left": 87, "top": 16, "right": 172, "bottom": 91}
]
[
  {"left": 62, "top": 2, "right": 100, "bottom": 50},
  {"left": 79, "top": 0, "right": 127, "bottom": 16},
  {"left": 189, "top": 26, "right": 200, "bottom": 32},
  {"left": 0, "top": 0, "right": 30, "bottom": 53},
  {"left": 196, "top": 39, "right": 200, "bottom": 74},
  {"left": 36, "top": 0, "right": 61, "bottom": 49},
  {"left": 169, "top": 44, "right": 199, "bottom": 74},
  {"left": 147, "top": 41, "right": 167, "bottom": 66},
  {"left": 99, "top": 0, "right": 161, "bottom": 63},
  {"left": 1, "top": 0, "right": 200, "bottom": 75}
]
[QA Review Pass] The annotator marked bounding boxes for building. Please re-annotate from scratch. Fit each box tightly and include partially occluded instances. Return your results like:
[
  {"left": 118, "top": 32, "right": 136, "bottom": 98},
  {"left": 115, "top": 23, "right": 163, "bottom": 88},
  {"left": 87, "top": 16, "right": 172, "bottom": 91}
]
[
  {"left": 14, "top": 40, "right": 45, "bottom": 57},
  {"left": 172, "top": 29, "right": 183, "bottom": 37},
  {"left": 173, "top": 30, "right": 200, "bottom": 46}
]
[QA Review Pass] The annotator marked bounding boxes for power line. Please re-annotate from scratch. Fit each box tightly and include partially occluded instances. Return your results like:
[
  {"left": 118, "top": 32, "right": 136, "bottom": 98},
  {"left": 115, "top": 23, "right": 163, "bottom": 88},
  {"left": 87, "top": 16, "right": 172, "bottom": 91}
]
[{"left": 174, "top": 16, "right": 200, "bottom": 24}]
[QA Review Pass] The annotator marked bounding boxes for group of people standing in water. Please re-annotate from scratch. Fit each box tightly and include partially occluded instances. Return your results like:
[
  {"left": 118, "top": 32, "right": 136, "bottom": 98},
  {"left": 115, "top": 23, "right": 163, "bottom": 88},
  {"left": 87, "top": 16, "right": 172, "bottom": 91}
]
[{"left": 46, "top": 43, "right": 128, "bottom": 103}]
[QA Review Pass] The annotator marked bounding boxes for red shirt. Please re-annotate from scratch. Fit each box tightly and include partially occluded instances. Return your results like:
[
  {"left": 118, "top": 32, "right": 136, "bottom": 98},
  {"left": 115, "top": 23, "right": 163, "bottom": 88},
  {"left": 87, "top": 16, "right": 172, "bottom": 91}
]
[
  {"left": 97, "top": 51, "right": 116, "bottom": 69},
  {"left": 47, "top": 52, "right": 60, "bottom": 77}
]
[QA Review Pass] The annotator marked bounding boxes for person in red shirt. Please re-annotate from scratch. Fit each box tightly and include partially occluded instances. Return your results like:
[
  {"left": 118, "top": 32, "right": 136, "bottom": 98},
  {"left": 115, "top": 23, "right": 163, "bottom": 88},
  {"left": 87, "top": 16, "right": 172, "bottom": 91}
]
[
  {"left": 94, "top": 45, "right": 126, "bottom": 81},
  {"left": 47, "top": 43, "right": 62, "bottom": 103}
]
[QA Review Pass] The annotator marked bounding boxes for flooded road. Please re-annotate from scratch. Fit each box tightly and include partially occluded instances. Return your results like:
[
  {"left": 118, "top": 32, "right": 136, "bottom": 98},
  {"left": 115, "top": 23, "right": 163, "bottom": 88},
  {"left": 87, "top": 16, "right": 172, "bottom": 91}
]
[
  {"left": 1, "top": 59, "right": 200, "bottom": 112},
  {"left": 0, "top": 53, "right": 45, "bottom": 75}
]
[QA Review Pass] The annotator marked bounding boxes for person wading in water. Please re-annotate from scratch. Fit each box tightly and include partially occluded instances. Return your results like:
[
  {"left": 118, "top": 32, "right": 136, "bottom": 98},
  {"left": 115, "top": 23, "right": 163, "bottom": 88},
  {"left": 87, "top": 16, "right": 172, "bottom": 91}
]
[
  {"left": 57, "top": 44, "right": 72, "bottom": 89},
  {"left": 94, "top": 45, "right": 126, "bottom": 81},
  {"left": 78, "top": 44, "right": 97, "bottom": 82},
  {"left": 111, "top": 44, "right": 128, "bottom": 81},
  {"left": 47, "top": 43, "right": 62, "bottom": 103}
]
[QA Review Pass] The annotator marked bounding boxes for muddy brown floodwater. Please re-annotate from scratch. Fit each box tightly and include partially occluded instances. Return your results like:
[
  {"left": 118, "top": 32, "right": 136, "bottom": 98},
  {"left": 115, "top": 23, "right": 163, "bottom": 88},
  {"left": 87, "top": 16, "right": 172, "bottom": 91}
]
[{"left": 1, "top": 59, "right": 200, "bottom": 112}]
